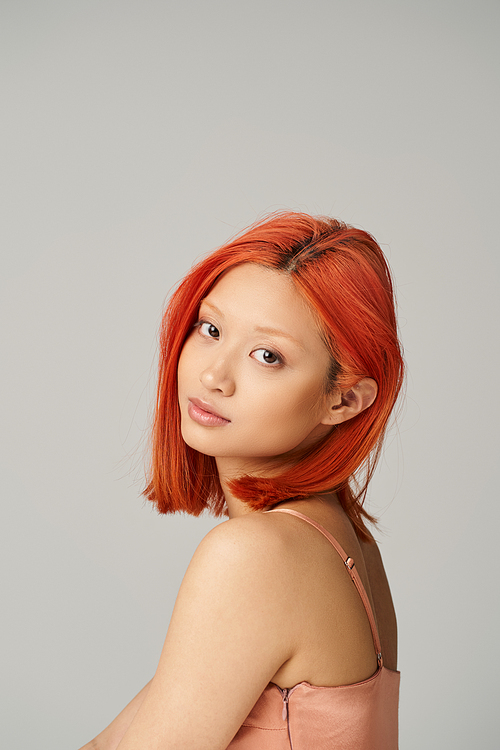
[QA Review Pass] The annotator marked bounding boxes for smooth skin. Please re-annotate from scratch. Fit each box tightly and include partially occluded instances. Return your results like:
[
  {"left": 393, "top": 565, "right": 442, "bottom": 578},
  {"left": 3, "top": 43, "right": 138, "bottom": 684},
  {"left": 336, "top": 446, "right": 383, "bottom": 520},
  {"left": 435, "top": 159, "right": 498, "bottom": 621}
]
[{"left": 79, "top": 265, "right": 396, "bottom": 750}]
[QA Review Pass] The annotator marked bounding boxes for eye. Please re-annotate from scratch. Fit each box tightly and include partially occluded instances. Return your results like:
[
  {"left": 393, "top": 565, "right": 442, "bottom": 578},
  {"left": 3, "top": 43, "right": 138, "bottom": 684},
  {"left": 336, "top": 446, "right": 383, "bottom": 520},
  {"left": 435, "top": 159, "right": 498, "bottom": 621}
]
[
  {"left": 252, "top": 348, "right": 282, "bottom": 366},
  {"left": 198, "top": 321, "right": 220, "bottom": 339}
]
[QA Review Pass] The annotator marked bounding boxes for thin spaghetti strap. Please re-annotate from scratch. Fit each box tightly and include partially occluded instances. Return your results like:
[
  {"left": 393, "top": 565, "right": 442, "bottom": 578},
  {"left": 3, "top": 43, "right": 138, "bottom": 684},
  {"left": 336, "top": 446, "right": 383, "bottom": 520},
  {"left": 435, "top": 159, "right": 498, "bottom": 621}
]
[{"left": 265, "top": 507, "right": 383, "bottom": 667}]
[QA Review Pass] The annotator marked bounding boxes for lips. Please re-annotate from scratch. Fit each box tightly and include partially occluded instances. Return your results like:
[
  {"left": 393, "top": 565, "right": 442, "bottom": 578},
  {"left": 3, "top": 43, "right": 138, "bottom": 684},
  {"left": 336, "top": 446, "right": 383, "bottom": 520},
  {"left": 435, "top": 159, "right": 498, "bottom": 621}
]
[{"left": 187, "top": 398, "right": 231, "bottom": 426}]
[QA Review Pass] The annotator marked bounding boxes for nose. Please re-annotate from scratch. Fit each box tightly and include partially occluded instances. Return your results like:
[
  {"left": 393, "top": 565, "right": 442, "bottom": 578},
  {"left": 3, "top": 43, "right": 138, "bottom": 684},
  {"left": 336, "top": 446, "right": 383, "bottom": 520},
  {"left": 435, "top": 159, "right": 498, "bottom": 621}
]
[{"left": 199, "top": 356, "right": 235, "bottom": 396}]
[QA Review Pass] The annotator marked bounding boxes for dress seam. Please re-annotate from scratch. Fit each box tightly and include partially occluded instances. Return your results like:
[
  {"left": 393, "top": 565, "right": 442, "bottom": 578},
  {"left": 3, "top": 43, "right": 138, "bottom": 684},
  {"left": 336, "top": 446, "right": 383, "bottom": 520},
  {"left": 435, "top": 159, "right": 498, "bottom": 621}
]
[{"left": 240, "top": 725, "right": 287, "bottom": 731}]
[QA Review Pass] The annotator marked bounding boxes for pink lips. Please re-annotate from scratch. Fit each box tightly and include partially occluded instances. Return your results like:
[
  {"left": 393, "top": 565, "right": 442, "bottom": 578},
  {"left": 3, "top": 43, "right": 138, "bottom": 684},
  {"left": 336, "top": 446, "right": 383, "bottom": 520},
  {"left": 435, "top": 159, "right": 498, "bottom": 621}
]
[{"left": 187, "top": 398, "right": 231, "bottom": 426}]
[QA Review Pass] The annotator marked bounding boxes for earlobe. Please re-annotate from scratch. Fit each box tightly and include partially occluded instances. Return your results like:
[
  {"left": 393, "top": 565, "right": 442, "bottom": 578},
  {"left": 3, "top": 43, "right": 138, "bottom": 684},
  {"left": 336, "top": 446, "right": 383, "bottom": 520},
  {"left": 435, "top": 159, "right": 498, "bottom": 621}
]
[{"left": 321, "top": 378, "right": 378, "bottom": 425}]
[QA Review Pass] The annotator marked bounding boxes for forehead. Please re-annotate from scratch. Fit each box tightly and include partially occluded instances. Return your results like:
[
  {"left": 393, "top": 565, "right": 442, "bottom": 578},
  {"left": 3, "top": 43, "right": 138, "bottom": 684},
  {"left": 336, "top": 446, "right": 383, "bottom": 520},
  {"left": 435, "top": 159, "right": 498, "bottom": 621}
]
[{"left": 202, "top": 263, "right": 326, "bottom": 352}]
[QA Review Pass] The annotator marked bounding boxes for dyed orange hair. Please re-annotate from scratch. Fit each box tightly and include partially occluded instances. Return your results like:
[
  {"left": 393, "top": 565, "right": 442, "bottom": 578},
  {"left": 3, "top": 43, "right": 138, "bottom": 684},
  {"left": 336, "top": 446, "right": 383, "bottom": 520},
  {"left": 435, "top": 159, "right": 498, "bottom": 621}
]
[{"left": 144, "top": 212, "right": 404, "bottom": 541}]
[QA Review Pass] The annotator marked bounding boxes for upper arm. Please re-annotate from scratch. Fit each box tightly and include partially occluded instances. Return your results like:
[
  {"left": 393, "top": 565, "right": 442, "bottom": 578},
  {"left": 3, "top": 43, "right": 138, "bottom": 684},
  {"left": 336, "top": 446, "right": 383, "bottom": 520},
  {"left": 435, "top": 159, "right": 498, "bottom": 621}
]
[{"left": 116, "top": 518, "right": 295, "bottom": 750}]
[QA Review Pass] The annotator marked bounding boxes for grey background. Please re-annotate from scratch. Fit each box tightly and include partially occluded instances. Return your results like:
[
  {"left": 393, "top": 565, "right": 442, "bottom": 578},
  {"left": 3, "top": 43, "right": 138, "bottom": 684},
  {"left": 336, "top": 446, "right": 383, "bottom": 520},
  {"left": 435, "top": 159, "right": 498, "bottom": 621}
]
[{"left": 2, "top": 1, "right": 499, "bottom": 748}]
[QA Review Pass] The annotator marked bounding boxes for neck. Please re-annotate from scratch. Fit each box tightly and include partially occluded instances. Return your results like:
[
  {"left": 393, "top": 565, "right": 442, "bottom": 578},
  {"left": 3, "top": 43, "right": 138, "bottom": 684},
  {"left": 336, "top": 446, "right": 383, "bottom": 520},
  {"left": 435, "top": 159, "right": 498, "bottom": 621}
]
[
  {"left": 216, "top": 457, "right": 341, "bottom": 520},
  {"left": 216, "top": 455, "right": 289, "bottom": 518},
  {"left": 216, "top": 458, "right": 258, "bottom": 518}
]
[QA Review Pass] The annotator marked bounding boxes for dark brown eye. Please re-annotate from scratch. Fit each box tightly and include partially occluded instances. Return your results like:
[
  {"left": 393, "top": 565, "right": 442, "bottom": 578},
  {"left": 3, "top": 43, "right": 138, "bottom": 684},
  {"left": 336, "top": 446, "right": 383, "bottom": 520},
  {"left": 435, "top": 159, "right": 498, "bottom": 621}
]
[
  {"left": 253, "top": 349, "right": 281, "bottom": 365},
  {"left": 199, "top": 322, "right": 220, "bottom": 338}
]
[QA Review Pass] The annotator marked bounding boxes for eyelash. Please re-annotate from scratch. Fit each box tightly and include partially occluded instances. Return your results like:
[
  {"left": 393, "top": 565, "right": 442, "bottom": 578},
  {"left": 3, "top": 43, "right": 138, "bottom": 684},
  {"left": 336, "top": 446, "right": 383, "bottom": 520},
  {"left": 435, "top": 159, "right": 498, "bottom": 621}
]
[
  {"left": 197, "top": 321, "right": 219, "bottom": 339},
  {"left": 194, "top": 320, "right": 284, "bottom": 367},
  {"left": 252, "top": 348, "right": 282, "bottom": 366}
]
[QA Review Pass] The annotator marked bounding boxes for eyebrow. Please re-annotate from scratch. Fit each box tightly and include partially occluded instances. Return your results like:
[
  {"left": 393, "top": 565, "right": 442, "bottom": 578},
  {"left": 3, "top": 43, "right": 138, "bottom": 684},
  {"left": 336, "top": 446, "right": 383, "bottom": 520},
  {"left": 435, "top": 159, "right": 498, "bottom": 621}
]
[
  {"left": 200, "top": 300, "right": 305, "bottom": 349},
  {"left": 254, "top": 325, "right": 304, "bottom": 348}
]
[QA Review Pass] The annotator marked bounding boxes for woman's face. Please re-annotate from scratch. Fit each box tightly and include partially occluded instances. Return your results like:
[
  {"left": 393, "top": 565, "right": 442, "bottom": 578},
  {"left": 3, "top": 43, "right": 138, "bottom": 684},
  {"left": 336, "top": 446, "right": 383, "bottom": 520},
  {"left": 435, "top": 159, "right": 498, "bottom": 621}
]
[{"left": 177, "top": 263, "right": 336, "bottom": 477}]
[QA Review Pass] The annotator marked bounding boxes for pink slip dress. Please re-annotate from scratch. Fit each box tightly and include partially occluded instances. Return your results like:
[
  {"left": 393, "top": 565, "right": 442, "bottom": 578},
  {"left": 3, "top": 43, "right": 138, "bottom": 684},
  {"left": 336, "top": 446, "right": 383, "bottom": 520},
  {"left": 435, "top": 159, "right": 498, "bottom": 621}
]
[{"left": 227, "top": 508, "right": 400, "bottom": 749}]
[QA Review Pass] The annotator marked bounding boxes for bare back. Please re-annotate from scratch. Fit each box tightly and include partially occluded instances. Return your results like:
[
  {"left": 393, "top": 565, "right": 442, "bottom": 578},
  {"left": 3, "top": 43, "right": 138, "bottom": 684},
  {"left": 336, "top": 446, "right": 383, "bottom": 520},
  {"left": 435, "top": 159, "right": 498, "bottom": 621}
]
[
  {"left": 261, "top": 495, "right": 397, "bottom": 690},
  {"left": 86, "top": 493, "right": 399, "bottom": 750}
]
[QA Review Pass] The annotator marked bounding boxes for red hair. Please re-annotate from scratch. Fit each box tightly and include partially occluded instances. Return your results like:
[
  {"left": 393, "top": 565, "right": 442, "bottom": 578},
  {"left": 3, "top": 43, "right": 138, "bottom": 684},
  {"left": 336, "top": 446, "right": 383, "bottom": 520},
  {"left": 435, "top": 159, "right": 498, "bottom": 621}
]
[{"left": 144, "top": 212, "right": 404, "bottom": 541}]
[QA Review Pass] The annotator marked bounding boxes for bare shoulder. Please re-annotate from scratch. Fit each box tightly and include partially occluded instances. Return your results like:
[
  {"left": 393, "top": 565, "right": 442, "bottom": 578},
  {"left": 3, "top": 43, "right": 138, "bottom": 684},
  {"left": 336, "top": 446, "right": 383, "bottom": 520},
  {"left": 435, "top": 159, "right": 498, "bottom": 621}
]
[
  {"left": 113, "top": 513, "right": 299, "bottom": 749},
  {"left": 201, "top": 508, "right": 295, "bottom": 547},
  {"left": 190, "top": 511, "right": 298, "bottom": 588},
  {"left": 167, "top": 510, "right": 303, "bottom": 669}
]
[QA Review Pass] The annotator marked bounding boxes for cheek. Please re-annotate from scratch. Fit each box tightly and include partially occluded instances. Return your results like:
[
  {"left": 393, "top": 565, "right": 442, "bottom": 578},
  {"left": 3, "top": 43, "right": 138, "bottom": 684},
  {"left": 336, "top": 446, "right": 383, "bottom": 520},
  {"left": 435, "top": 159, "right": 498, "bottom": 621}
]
[{"left": 250, "top": 380, "right": 325, "bottom": 436}]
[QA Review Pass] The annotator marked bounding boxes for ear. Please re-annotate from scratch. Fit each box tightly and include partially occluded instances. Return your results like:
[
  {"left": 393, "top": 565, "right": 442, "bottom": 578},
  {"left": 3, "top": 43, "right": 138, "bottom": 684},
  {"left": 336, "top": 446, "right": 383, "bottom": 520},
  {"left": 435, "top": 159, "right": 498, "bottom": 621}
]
[{"left": 321, "top": 378, "right": 378, "bottom": 425}]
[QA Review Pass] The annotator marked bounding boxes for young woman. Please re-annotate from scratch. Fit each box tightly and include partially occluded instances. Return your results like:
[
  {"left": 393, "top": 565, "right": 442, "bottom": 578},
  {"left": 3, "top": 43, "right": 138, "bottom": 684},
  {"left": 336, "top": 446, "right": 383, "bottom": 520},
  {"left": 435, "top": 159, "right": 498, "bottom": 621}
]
[{"left": 80, "top": 212, "right": 404, "bottom": 750}]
